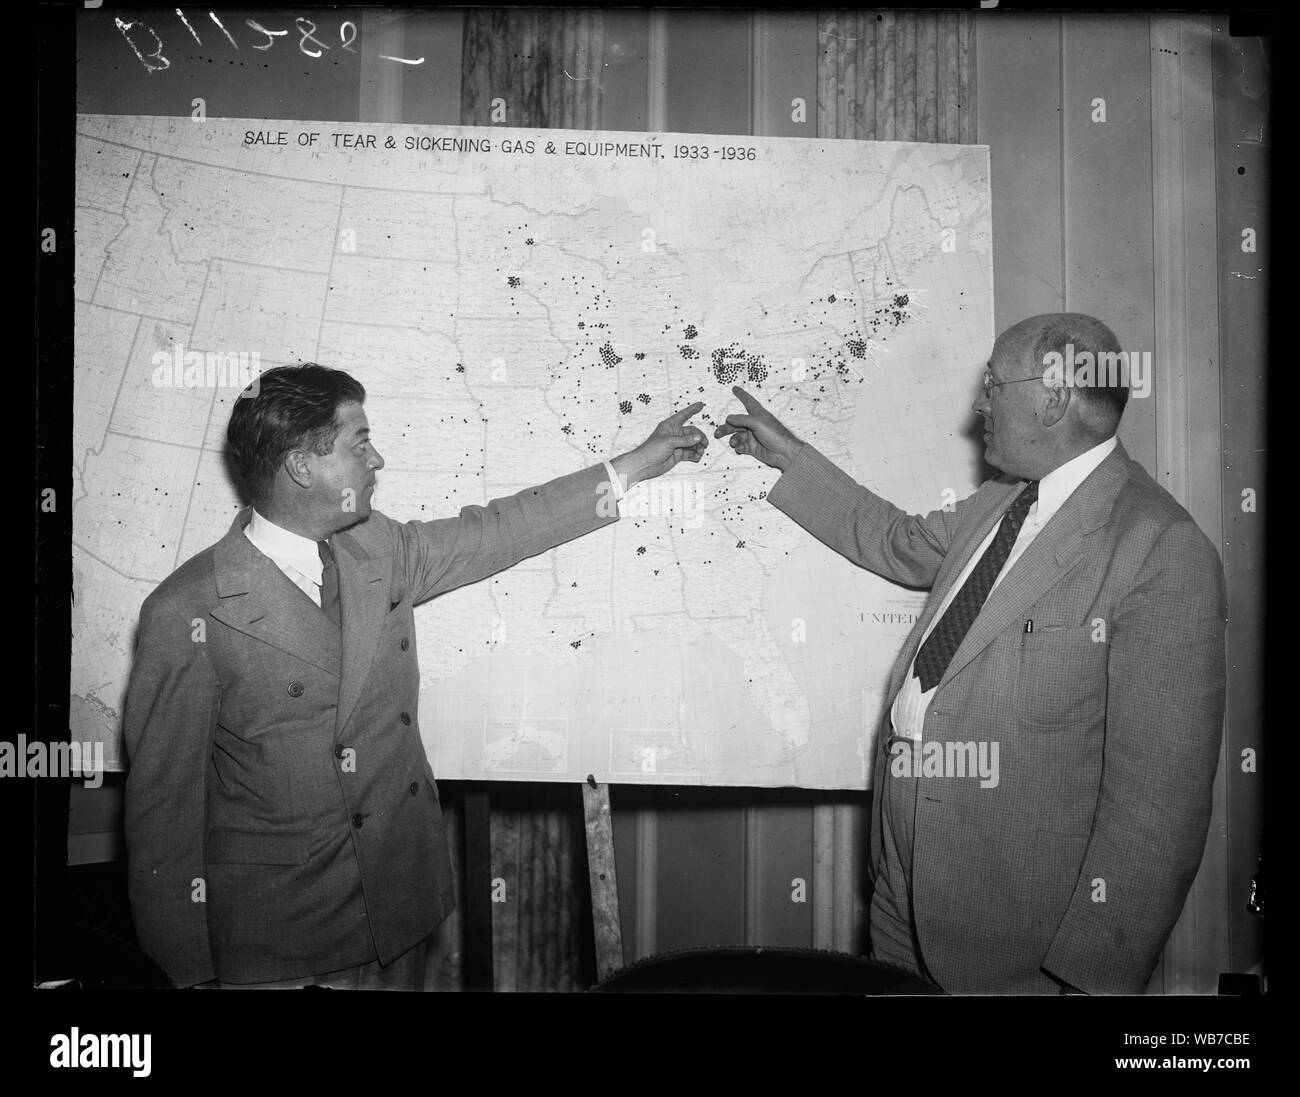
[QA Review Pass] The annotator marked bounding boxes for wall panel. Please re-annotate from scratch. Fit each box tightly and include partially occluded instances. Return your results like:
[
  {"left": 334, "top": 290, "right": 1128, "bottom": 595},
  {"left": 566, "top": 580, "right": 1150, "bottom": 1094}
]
[
  {"left": 1062, "top": 15, "right": 1157, "bottom": 476},
  {"left": 976, "top": 15, "right": 1064, "bottom": 330}
]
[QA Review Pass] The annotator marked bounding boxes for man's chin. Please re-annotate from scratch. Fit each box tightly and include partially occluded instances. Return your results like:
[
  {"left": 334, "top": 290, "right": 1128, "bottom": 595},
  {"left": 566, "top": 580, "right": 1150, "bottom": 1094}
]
[
  {"left": 983, "top": 447, "right": 1032, "bottom": 481},
  {"left": 333, "top": 508, "right": 368, "bottom": 532}
]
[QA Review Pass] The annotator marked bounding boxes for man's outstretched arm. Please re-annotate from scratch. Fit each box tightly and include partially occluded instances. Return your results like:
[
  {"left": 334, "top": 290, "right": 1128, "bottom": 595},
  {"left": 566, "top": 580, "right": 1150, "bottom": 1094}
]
[
  {"left": 396, "top": 402, "right": 709, "bottom": 604},
  {"left": 717, "top": 385, "right": 975, "bottom": 588}
]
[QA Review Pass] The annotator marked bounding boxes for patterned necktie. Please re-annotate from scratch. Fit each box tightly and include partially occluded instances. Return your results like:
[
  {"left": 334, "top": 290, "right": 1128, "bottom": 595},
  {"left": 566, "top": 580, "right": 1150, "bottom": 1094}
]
[
  {"left": 317, "top": 540, "right": 341, "bottom": 628},
  {"left": 912, "top": 480, "right": 1039, "bottom": 691}
]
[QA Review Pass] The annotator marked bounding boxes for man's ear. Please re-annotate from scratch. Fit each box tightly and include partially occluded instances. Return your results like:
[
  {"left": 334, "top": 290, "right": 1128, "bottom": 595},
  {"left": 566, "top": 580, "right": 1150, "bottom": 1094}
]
[
  {"left": 283, "top": 448, "right": 314, "bottom": 491},
  {"left": 1040, "top": 382, "right": 1071, "bottom": 429}
]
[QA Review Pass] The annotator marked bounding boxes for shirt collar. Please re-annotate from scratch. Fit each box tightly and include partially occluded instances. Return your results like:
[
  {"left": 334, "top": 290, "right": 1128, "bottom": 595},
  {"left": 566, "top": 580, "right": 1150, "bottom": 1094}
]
[
  {"left": 1030, "top": 435, "right": 1119, "bottom": 529},
  {"left": 245, "top": 508, "right": 324, "bottom": 584}
]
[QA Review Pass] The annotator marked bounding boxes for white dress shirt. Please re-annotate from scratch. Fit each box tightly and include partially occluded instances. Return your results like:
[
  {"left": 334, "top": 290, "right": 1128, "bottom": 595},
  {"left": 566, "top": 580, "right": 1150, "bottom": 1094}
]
[
  {"left": 244, "top": 510, "right": 327, "bottom": 608},
  {"left": 244, "top": 460, "right": 628, "bottom": 607},
  {"left": 890, "top": 435, "right": 1118, "bottom": 741}
]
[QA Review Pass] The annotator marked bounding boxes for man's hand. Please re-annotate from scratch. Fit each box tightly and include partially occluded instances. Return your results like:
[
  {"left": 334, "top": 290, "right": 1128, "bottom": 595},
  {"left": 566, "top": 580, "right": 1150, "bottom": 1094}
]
[
  {"left": 713, "top": 386, "right": 803, "bottom": 471},
  {"left": 611, "top": 401, "right": 709, "bottom": 488}
]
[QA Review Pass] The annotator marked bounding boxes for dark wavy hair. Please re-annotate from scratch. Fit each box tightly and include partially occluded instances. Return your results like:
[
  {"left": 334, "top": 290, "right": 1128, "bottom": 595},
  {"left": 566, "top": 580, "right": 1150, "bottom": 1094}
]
[{"left": 226, "top": 363, "right": 366, "bottom": 506}]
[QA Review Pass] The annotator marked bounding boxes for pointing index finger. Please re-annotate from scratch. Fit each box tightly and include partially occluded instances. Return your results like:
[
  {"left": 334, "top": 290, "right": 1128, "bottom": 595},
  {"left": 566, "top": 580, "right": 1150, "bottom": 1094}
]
[
  {"left": 732, "top": 386, "right": 764, "bottom": 416},
  {"left": 667, "top": 401, "right": 705, "bottom": 426}
]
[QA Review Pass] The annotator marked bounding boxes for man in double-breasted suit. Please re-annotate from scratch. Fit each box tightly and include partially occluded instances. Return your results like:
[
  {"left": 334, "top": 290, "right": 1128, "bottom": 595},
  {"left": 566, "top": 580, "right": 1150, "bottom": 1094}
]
[
  {"left": 123, "top": 363, "right": 708, "bottom": 987},
  {"left": 716, "top": 313, "right": 1226, "bottom": 994}
]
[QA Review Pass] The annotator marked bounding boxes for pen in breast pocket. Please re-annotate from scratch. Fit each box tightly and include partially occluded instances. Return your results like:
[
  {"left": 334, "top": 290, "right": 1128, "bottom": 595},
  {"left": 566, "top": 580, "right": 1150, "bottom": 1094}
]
[{"left": 1024, "top": 620, "right": 1033, "bottom": 634}]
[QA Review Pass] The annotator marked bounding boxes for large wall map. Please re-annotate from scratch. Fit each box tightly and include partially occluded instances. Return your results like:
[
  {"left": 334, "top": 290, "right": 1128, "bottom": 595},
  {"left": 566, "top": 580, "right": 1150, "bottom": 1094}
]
[{"left": 73, "top": 116, "right": 992, "bottom": 788}]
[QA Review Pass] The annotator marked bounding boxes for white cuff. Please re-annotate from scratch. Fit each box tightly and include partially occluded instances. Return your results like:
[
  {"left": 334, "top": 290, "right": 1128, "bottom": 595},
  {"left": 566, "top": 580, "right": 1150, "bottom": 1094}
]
[{"left": 602, "top": 459, "right": 627, "bottom": 502}]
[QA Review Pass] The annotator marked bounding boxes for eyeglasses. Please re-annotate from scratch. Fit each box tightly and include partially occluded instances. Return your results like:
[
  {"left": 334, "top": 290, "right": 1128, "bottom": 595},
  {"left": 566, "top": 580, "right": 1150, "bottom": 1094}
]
[{"left": 981, "top": 370, "right": 1045, "bottom": 398}]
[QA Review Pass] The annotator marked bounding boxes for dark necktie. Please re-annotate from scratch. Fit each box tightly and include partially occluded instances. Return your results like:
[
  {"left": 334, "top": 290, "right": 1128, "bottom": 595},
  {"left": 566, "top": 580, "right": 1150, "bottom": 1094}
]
[
  {"left": 317, "top": 539, "right": 341, "bottom": 628},
  {"left": 912, "top": 481, "right": 1039, "bottom": 691}
]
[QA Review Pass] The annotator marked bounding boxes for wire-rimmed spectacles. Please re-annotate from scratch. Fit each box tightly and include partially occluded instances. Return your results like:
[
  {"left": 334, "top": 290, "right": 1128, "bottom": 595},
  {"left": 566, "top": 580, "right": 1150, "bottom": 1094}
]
[{"left": 981, "top": 370, "right": 1044, "bottom": 399}]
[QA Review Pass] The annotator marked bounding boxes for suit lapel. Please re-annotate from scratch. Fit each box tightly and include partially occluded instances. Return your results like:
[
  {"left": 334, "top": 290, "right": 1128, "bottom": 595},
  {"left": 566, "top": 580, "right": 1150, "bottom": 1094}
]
[
  {"left": 332, "top": 526, "right": 392, "bottom": 736},
  {"left": 935, "top": 443, "right": 1135, "bottom": 690},
  {"left": 210, "top": 509, "right": 342, "bottom": 675},
  {"left": 939, "top": 505, "right": 1087, "bottom": 685}
]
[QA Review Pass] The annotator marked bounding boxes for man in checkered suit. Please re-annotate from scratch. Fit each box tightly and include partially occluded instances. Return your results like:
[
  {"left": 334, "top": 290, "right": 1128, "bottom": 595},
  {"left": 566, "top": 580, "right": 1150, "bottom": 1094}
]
[{"left": 716, "top": 313, "right": 1226, "bottom": 994}]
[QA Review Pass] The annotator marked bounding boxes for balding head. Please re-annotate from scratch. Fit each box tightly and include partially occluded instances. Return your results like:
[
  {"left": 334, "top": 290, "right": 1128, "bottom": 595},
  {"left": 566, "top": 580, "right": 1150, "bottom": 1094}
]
[
  {"left": 1002, "top": 313, "right": 1128, "bottom": 436},
  {"left": 975, "top": 313, "right": 1127, "bottom": 479}
]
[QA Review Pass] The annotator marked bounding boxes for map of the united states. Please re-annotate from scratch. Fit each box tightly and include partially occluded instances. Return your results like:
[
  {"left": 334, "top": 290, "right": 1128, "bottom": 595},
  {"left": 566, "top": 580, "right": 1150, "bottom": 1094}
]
[{"left": 73, "top": 116, "right": 992, "bottom": 788}]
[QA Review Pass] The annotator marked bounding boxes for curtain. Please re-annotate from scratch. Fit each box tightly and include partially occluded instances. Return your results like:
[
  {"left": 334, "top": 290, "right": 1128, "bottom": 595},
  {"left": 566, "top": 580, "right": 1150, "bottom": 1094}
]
[
  {"left": 462, "top": 9, "right": 607, "bottom": 129},
  {"left": 818, "top": 10, "right": 976, "bottom": 143}
]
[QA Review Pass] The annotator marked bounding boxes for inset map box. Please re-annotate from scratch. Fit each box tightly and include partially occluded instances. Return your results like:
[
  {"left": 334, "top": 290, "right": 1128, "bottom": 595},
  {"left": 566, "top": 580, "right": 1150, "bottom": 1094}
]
[
  {"left": 483, "top": 716, "right": 569, "bottom": 775},
  {"left": 609, "top": 728, "right": 708, "bottom": 781}
]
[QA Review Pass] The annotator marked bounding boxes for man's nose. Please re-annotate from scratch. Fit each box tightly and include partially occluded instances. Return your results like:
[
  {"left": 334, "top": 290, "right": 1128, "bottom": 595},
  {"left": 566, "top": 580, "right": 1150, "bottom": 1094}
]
[
  {"left": 370, "top": 449, "right": 385, "bottom": 471},
  {"left": 972, "top": 389, "right": 989, "bottom": 417}
]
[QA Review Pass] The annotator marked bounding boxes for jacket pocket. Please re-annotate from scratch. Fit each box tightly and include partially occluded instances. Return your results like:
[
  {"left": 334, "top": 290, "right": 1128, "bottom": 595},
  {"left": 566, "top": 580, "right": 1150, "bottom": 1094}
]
[
  {"left": 1016, "top": 626, "right": 1108, "bottom": 729},
  {"left": 205, "top": 825, "right": 312, "bottom": 865}
]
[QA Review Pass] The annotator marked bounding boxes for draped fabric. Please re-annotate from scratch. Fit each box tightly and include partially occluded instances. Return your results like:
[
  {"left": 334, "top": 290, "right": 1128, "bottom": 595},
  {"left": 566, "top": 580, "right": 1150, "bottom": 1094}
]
[
  {"left": 487, "top": 784, "right": 594, "bottom": 992},
  {"left": 818, "top": 10, "right": 976, "bottom": 143},
  {"left": 461, "top": 9, "right": 607, "bottom": 129},
  {"left": 426, "top": 781, "right": 593, "bottom": 992}
]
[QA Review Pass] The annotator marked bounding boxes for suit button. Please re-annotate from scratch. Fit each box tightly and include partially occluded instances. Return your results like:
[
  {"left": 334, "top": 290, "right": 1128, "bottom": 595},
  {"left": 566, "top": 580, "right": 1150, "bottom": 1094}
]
[
  {"left": 400, "top": 712, "right": 411, "bottom": 726},
  {"left": 400, "top": 637, "right": 409, "bottom": 651},
  {"left": 410, "top": 782, "right": 420, "bottom": 796},
  {"left": 335, "top": 744, "right": 346, "bottom": 759},
  {"left": 352, "top": 813, "right": 364, "bottom": 829},
  {"left": 287, "top": 681, "right": 305, "bottom": 698}
]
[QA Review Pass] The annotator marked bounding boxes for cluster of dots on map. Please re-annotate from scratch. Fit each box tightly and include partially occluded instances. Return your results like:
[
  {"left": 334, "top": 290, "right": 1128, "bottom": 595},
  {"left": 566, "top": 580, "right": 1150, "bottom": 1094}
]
[
  {"left": 710, "top": 343, "right": 769, "bottom": 386},
  {"left": 447, "top": 229, "right": 922, "bottom": 587},
  {"left": 613, "top": 392, "right": 650, "bottom": 413},
  {"left": 779, "top": 285, "right": 918, "bottom": 401},
  {"left": 882, "top": 293, "right": 910, "bottom": 324}
]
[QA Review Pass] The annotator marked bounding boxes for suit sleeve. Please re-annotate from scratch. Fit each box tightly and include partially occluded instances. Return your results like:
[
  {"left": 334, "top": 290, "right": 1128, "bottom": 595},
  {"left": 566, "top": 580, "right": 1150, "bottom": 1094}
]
[
  {"left": 1041, "top": 520, "right": 1228, "bottom": 994},
  {"left": 393, "top": 462, "right": 620, "bottom": 604},
  {"left": 766, "top": 442, "right": 978, "bottom": 588},
  {"left": 122, "top": 592, "right": 219, "bottom": 988}
]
